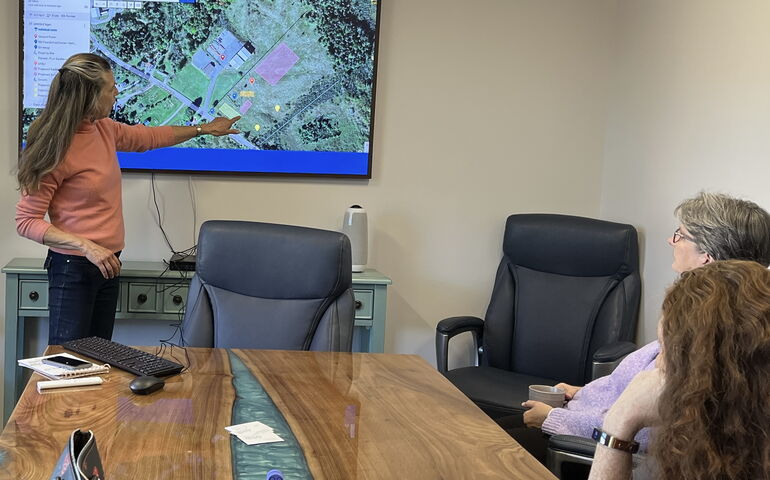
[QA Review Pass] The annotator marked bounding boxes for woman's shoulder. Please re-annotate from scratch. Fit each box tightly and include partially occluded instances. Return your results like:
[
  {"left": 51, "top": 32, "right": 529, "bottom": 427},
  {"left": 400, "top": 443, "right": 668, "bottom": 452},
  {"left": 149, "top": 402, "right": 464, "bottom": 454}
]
[
  {"left": 92, "top": 118, "right": 121, "bottom": 136},
  {"left": 94, "top": 118, "right": 121, "bottom": 130},
  {"left": 635, "top": 340, "right": 661, "bottom": 360},
  {"left": 612, "top": 341, "right": 660, "bottom": 377},
  {"left": 96, "top": 118, "right": 155, "bottom": 136},
  {"left": 94, "top": 119, "right": 147, "bottom": 142}
]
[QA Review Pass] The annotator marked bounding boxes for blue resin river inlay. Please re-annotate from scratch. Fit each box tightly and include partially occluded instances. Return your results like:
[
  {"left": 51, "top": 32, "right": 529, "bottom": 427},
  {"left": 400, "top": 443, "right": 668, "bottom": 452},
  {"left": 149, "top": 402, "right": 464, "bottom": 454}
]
[{"left": 228, "top": 350, "right": 313, "bottom": 479}]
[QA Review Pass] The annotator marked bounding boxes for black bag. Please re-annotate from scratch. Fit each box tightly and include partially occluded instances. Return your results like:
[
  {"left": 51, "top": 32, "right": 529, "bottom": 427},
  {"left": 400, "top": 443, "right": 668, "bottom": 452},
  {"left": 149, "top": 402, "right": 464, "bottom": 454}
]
[{"left": 49, "top": 429, "right": 105, "bottom": 480}]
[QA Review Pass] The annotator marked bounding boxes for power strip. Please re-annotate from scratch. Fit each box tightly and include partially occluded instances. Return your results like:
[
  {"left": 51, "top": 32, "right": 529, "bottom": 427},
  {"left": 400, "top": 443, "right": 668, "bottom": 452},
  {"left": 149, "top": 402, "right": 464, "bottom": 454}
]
[{"left": 169, "top": 253, "right": 196, "bottom": 271}]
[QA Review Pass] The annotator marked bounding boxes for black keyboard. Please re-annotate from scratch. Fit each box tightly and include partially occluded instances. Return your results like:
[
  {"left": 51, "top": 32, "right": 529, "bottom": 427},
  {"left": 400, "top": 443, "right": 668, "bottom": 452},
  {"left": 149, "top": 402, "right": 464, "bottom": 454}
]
[{"left": 63, "top": 336, "right": 183, "bottom": 377}]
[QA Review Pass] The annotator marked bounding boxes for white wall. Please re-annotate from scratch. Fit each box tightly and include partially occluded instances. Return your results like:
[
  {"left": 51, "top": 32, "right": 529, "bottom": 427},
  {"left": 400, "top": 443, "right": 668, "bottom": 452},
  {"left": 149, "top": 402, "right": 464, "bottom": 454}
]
[
  {"left": 20, "top": 0, "right": 770, "bottom": 407},
  {"left": 0, "top": 0, "right": 616, "bottom": 397},
  {"left": 600, "top": 0, "right": 770, "bottom": 343}
]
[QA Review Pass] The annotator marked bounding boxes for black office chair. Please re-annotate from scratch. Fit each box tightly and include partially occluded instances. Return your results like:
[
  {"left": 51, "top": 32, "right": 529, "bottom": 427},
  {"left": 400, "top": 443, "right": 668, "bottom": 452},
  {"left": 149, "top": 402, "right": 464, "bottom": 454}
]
[
  {"left": 181, "top": 220, "right": 355, "bottom": 351},
  {"left": 436, "top": 214, "right": 640, "bottom": 440}
]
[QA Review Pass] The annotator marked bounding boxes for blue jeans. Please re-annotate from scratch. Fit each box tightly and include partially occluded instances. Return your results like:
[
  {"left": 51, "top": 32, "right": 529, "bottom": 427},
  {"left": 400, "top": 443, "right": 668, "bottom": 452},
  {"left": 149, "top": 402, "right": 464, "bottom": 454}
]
[{"left": 45, "top": 250, "right": 121, "bottom": 345}]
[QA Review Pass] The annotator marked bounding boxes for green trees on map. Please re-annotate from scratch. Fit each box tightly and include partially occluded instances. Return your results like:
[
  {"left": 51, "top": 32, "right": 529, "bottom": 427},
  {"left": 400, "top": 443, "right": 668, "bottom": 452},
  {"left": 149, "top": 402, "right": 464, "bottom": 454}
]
[
  {"left": 71, "top": 0, "right": 379, "bottom": 153},
  {"left": 101, "top": 2, "right": 225, "bottom": 73},
  {"left": 308, "top": 0, "right": 376, "bottom": 72},
  {"left": 300, "top": 116, "right": 340, "bottom": 143},
  {"left": 304, "top": 0, "right": 376, "bottom": 146}
]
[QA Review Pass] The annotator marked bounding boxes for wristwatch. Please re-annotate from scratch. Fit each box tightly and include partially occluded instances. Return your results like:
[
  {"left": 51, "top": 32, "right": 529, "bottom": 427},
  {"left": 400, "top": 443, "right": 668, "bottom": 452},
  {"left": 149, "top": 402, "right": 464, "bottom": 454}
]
[
  {"left": 195, "top": 126, "right": 203, "bottom": 136},
  {"left": 592, "top": 428, "right": 639, "bottom": 453}
]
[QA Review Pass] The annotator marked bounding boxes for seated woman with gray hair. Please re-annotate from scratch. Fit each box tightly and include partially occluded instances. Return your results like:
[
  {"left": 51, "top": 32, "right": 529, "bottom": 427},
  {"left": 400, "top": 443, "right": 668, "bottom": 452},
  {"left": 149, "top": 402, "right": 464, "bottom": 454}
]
[{"left": 519, "top": 191, "right": 770, "bottom": 458}]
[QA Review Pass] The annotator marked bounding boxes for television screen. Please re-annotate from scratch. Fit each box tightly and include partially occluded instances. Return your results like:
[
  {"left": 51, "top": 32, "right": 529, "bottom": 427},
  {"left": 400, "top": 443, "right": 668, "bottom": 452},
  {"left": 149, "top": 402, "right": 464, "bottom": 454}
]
[{"left": 20, "top": 0, "right": 380, "bottom": 178}]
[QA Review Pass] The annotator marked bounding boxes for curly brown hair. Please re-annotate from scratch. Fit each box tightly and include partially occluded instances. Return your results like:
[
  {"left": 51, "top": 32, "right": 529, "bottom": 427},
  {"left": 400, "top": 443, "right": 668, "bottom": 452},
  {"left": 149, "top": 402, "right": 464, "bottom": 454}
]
[{"left": 653, "top": 260, "right": 770, "bottom": 479}]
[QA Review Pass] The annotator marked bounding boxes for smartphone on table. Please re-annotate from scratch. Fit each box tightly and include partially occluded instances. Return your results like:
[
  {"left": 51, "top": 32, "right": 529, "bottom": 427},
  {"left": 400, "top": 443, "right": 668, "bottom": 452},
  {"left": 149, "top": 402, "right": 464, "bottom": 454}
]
[{"left": 41, "top": 355, "right": 91, "bottom": 370}]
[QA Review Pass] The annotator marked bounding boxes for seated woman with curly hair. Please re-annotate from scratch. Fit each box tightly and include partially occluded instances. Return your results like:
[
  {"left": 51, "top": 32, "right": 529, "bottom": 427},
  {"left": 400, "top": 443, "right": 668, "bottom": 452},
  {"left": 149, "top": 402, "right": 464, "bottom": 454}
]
[{"left": 589, "top": 260, "right": 770, "bottom": 480}]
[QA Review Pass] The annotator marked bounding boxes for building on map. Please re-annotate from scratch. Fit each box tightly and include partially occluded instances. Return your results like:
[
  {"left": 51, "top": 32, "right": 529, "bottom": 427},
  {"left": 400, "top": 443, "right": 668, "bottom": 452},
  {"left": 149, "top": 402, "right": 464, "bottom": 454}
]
[
  {"left": 192, "top": 50, "right": 216, "bottom": 76},
  {"left": 207, "top": 29, "right": 243, "bottom": 66},
  {"left": 228, "top": 42, "right": 255, "bottom": 70}
]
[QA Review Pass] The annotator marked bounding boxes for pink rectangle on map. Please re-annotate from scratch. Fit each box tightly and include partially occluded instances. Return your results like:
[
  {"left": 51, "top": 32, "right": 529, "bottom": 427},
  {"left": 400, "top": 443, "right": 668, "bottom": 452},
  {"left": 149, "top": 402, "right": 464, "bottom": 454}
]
[
  {"left": 255, "top": 43, "right": 299, "bottom": 86},
  {"left": 239, "top": 100, "right": 253, "bottom": 115}
]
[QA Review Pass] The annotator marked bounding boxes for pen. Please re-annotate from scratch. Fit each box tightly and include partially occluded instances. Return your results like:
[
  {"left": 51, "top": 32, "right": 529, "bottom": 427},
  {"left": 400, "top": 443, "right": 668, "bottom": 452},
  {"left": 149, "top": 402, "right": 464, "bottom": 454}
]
[{"left": 37, "top": 377, "right": 104, "bottom": 392}]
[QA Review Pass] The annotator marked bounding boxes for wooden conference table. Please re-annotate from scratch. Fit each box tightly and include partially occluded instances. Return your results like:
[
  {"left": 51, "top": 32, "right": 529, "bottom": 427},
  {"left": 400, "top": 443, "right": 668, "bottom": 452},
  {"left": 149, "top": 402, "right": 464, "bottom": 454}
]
[{"left": 0, "top": 347, "right": 555, "bottom": 479}]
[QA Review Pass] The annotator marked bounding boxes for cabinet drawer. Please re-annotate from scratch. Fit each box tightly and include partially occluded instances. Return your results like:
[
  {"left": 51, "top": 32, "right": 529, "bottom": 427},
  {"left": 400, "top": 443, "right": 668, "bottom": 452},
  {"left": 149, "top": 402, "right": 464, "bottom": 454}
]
[
  {"left": 19, "top": 281, "right": 48, "bottom": 310},
  {"left": 127, "top": 283, "right": 158, "bottom": 313},
  {"left": 353, "top": 289, "right": 373, "bottom": 319},
  {"left": 162, "top": 286, "right": 188, "bottom": 314}
]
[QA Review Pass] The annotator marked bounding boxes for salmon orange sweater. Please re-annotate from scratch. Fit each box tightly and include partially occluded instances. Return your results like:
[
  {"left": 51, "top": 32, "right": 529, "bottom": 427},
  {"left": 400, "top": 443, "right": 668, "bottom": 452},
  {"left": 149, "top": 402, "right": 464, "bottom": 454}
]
[{"left": 16, "top": 119, "right": 175, "bottom": 255}]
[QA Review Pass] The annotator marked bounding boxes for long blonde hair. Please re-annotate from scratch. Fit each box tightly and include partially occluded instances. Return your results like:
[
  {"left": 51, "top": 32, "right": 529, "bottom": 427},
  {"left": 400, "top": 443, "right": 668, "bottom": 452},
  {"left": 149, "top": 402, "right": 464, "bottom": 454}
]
[{"left": 18, "top": 53, "right": 111, "bottom": 193}]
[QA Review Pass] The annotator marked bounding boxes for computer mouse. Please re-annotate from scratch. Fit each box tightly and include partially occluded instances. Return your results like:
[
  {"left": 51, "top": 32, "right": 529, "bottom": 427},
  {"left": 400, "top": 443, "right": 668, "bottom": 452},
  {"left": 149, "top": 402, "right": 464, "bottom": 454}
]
[{"left": 129, "top": 375, "right": 165, "bottom": 395}]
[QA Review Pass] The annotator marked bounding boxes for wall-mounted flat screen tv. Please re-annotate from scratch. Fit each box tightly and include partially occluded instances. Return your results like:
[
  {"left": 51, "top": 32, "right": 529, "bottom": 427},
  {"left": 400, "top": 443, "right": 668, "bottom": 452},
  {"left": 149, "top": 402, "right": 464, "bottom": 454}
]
[{"left": 20, "top": 0, "right": 381, "bottom": 178}]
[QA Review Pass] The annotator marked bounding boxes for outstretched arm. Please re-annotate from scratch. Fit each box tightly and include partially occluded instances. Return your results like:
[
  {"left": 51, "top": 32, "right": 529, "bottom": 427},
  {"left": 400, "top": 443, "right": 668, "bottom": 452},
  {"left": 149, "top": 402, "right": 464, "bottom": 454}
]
[{"left": 171, "top": 116, "right": 240, "bottom": 145}]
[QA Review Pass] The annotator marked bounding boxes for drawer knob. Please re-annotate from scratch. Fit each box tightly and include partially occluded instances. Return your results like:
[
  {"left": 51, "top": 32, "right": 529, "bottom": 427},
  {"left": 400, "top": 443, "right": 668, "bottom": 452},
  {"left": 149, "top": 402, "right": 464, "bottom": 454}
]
[
  {"left": 137, "top": 293, "right": 148, "bottom": 304},
  {"left": 29, "top": 291, "right": 39, "bottom": 301},
  {"left": 173, "top": 295, "right": 183, "bottom": 305},
  {"left": 355, "top": 300, "right": 362, "bottom": 310}
]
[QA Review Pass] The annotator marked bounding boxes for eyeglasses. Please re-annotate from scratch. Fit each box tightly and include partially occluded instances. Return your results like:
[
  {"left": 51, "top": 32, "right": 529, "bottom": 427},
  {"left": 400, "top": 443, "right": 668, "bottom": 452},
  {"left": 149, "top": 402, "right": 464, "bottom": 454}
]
[{"left": 672, "top": 228, "right": 696, "bottom": 244}]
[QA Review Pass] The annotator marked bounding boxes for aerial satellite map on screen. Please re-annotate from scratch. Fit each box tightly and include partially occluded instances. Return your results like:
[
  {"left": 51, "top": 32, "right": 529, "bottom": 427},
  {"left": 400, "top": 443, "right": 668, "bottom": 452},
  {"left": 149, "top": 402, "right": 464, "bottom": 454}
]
[{"left": 21, "top": 0, "right": 380, "bottom": 176}]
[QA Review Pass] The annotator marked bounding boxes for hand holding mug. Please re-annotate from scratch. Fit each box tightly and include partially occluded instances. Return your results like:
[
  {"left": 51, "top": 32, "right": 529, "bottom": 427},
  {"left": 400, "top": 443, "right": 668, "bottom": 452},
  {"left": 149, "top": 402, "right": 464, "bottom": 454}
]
[
  {"left": 555, "top": 382, "right": 582, "bottom": 400},
  {"left": 521, "top": 400, "right": 553, "bottom": 428}
]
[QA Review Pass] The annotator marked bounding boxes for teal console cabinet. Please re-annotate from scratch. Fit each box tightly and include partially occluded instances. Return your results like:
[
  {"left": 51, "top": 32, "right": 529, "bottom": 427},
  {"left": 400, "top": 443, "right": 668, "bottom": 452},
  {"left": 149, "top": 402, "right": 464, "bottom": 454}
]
[{"left": 2, "top": 258, "right": 390, "bottom": 424}]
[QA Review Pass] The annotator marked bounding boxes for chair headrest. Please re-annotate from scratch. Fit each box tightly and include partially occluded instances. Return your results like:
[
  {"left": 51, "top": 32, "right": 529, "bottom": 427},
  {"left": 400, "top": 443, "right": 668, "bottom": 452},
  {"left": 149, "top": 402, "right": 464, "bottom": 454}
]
[
  {"left": 503, "top": 214, "right": 639, "bottom": 277},
  {"left": 196, "top": 220, "right": 352, "bottom": 299}
]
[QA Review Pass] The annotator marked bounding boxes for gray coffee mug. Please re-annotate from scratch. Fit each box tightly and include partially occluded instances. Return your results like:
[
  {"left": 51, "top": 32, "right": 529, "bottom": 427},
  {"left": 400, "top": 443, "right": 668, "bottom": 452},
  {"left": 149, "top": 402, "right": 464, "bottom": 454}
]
[{"left": 528, "top": 384, "right": 566, "bottom": 408}]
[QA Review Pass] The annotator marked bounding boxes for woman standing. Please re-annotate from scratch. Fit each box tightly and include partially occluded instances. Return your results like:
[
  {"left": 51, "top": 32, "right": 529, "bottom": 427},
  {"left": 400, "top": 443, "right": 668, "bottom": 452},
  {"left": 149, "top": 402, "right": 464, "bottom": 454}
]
[{"left": 16, "top": 53, "right": 239, "bottom": 345}]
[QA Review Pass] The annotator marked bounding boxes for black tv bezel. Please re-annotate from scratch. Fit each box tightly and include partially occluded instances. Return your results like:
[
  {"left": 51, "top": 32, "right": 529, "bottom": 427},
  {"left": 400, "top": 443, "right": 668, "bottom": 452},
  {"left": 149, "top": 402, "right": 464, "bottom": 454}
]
[{"left": 18, "top": 0, "right": 382, "bottom": 180}]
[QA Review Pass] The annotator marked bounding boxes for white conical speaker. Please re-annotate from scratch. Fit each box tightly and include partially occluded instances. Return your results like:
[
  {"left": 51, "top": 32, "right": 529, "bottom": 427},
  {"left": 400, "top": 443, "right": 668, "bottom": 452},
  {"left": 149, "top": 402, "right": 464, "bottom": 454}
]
[{"left": 342, "top": 205, "right": 368, "bottom": 272}]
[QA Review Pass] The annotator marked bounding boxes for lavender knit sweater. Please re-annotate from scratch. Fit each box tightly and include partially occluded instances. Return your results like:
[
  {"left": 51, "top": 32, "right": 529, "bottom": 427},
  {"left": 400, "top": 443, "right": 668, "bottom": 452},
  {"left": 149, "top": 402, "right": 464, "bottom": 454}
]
[{"left": 541, "top": 340, "right": 660, "bottom": 451}]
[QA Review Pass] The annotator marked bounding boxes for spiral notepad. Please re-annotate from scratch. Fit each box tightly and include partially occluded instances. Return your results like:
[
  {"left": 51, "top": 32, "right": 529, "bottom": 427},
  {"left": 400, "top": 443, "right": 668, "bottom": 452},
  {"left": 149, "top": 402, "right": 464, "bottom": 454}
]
[{"left": 18, "top": 353, "right": 110, "bottom": 380}]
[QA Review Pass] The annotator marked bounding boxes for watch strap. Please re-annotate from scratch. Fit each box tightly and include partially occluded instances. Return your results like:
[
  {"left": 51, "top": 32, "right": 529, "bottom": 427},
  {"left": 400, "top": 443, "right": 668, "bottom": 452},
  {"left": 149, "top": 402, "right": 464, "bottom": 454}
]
[{"left": 592, "top": 427, "right": 640, "bottom": 454}]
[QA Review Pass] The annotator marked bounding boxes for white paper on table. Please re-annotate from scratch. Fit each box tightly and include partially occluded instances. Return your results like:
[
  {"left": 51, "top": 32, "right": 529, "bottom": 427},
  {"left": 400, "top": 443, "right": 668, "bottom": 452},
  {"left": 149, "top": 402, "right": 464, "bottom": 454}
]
[
  {"left": 225, "top": 421, "right": 284, "bottom": 445},
  {"left": 225, "top": 420, "right": 273, "bottom": 434},
  {"left": 236, "top": 430, "right": 284, "bottom": 445}
]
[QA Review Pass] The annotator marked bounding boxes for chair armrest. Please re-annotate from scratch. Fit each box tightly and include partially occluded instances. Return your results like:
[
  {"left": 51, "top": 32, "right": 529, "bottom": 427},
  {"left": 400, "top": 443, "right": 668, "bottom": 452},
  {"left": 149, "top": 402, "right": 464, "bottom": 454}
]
[
  {"left": 591, "top": 341, "right": 637, "bottom": 379},
  {"left": 593, "top": 341, "right": 637, "bottom": 362},
  {"left": 545, "top": 434, "right": 597, "bottom": 476},
  {"left": 546, "top": 434, "right": 650, "bottom": 477},
  {"left": 548, "top": 434, "right": 597, "bottom": 457},
  {"left": 436, "top": 316, "right": 485, "bottom": 335},
  {"left": 435, "top": 316, "right": 484, "bottom": 374}
]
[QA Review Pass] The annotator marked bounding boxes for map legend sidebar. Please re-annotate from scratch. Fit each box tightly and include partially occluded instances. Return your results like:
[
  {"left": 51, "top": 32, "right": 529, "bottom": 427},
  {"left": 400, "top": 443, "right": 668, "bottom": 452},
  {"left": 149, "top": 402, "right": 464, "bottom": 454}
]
[{"left": 23, "top": 0, "right": 90, "bottom": 109}]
